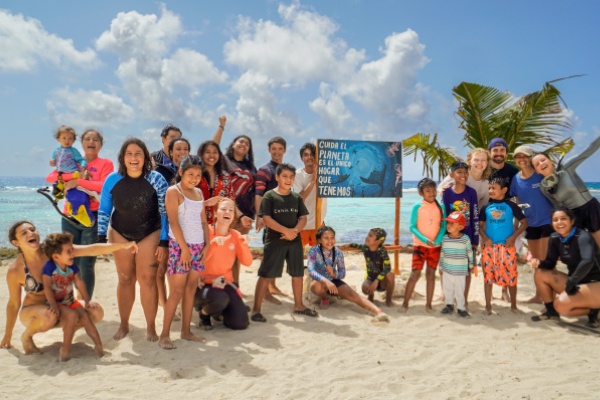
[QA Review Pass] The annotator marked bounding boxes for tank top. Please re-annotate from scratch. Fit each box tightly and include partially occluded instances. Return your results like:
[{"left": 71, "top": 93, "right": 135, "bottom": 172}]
[{"left": 168, "top": 184, "right": 205, "bottom": 244}]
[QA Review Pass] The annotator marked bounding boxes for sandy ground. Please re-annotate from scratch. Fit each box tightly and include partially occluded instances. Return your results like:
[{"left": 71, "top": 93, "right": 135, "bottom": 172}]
[{"left": 1, "top": 253, "right": 599, "bottom": 400}]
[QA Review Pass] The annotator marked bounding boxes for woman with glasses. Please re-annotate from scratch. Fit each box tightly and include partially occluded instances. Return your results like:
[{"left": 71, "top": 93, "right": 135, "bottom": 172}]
[
  {"left": 45, "top": 129, "right": 114, "bottom": 299},
  {"left": 532, "top": 135, "right": 600, "bottom": 249}
]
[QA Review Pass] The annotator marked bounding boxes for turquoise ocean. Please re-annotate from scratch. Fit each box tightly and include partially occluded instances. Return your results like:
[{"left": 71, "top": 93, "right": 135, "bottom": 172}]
[{"left": 1, "top": 176, "right": 600, "bottom": 248}]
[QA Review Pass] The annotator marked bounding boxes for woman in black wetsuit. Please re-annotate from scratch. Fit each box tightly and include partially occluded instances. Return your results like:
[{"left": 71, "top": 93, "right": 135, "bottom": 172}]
[
  {"left": 98, "top": 138, "right": 169, "bottom": 341},
  {"left": 531, "top": 206, "right": 600, "bottom": 327}
]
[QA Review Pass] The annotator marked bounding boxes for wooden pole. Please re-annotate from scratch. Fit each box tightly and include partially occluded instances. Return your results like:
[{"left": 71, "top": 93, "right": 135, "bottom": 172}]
[
  {"left": 394, "top": 197, "right": 400, "bottom": 275},
  {"left": 315, "top": 141, "right": 322, "bottom": 228}
]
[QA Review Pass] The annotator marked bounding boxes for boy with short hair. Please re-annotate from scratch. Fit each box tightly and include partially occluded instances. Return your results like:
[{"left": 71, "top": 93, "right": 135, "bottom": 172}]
[
  {"left": 479, "top": 177, "right": 528, "bottom": 314},
  {"left": 42, "top": 232, "right": 103, "bottom": 361},
  {"left": 251, "top": 163, "right": 318, "bottom": 322},
  {"left": 440, "top": 211, "right": 474, "bottom": 318}
]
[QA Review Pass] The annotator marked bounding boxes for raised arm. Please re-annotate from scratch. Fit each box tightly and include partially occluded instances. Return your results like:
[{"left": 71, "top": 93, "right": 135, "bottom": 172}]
[
  {"left": 211, "top": 116, "right": 227, "bottom": 146},
  {"left": 563, "top": 134, "right": 600, "bottom": 171}
]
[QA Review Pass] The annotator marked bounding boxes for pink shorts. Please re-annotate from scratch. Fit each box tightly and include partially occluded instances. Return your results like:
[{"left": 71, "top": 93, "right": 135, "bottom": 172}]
[{"left": 168, "top": 238, "right": 205, "bottom": 275}]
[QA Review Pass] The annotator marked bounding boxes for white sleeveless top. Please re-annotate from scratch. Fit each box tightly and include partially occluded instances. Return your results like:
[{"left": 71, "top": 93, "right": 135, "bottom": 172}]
[{"left": 168, "top": 185, "right": 205, "bottom": 244}]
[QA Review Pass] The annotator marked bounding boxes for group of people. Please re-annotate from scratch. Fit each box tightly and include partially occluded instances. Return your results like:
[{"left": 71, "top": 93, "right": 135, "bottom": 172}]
[{"left": 2, "top": 123, "right": 600, "bottom": 361}]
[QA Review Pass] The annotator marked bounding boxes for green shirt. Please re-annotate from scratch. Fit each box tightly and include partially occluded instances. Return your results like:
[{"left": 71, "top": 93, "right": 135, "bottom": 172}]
[{"left": 259, "top": 189, "right": 309, "bottom": 245}]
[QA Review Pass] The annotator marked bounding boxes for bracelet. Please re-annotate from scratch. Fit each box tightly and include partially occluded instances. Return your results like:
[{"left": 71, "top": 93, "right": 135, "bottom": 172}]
[{"left": 219, "top": 125, "right": 225, "bottom": 130}]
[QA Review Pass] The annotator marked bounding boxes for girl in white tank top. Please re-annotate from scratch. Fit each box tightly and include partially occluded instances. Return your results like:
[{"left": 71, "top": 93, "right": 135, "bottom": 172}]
[{"left": 159, "top": 155, "right": 210, "bottom": 349}]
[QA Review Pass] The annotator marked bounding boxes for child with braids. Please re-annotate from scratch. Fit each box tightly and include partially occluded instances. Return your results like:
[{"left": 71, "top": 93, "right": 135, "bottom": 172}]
[{"left": 400, "top": 178, "right": 446, "bottom": 313}]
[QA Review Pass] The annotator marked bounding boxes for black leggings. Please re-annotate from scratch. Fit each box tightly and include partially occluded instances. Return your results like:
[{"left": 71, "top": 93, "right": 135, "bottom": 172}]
[{"left": 199, "top": 285, "right": 249, "bottom": 330}]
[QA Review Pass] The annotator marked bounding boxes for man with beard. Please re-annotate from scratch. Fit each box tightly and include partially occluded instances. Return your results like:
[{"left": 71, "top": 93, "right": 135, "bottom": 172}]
[{"left": 488, "top": 138, "right": 519, "bottom": 190}]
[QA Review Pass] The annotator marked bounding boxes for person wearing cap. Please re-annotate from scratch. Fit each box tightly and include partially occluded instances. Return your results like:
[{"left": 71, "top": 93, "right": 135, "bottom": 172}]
[
  {"left": 479, "top": 176, "right": 528, "bottom": 314},
  {"left": 509, "top": 145, "right": 554, "bottom": 305},
  {"left": 488, "top": 138, "right": 519, "bottom": 190},
  {"left": 441, "top": 160, "right": 479, "bottom": 308},
  {"left": 439, "top": 211, "right": 474, "bottom": 318},
  {"left": 531, "top": 135, "right": 600, "bottom": 250}
]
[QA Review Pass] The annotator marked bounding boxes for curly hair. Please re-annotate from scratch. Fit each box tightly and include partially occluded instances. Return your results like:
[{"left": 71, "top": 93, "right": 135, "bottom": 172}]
[{"left": 42, "top": 232, "right": 74, "bottom": 260}]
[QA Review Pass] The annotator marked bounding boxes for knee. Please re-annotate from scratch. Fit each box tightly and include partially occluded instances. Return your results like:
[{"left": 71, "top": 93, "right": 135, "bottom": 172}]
[
  {"left": 425, "top": 268, "right": 436, "bottom": 280},
  {"left": 226, "top": 314, "right": 249, "bottom": 330},
  {"left": 61, "top": 310, "right": 80, "bottom": 325},
  {"left": 138, "top": 272, "right": 157, "bottom": 288},
  {"left": 409, "top": 270, "right": 422, "bottom": 282},
  {"left": 309, "top": 281, "right": 322, "bottom": 294},
  {"left": 553, "top": 298, "right": 570, "bottom": 316},
  {"left": 118, "top": 273, "right": 136, "bottom": 287},
  {"left": 88, "top": 306, "right": 104, "bottom": 323}
]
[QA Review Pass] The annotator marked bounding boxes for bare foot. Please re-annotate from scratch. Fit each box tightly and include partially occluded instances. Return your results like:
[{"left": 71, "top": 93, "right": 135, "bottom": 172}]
[
  {"left": 21, "top": 334, "right": 41, "bottom": 355},
  {"left": 59, "top": 347, "right": 71, "bottom": 362},
  {"left": 524, "top": 295, "right": 542, "bottom": 304},
  {"left": 371, "top": 312, "right": 390, "bottom": 323},
  {"left": 425, "top": 305, "right": 434, "bottom": 313},
  {"left": 181, "top": 332, "right": 206, "bottom": 343},
  {"left": 95, "top": 344, "right": 105, "bottom": 358},
  {"left": 485, "top": 306, "right": 493, "bottom": 315},
  {"left": 385, "top": 300, "right": 395, "bottom": 307},
  {"left": 265, "top": 292, "right": 282, "bottom": 305},
  {"left": 511, "top": 307, "right": 522, "bottom": 314},
  {"left": 112, "top": 325, "right": 130, "bottom": 341},
  {"left": 146, "top": 328, "right": 159, "bottom": 342},
  {"left": 158, "top": 336, "right": 176, "bottom": 350},
  {"left": 269, "top": 285, "right": 288, "bottom": 297},
  {"left": 398, "top": 305, "right": 408, "bottom": 313}
]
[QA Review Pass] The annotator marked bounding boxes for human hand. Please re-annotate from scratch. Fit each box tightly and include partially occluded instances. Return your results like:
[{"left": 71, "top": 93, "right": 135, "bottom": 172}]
[
  {"left": 49, "top": 160, "right": 56, "bottom": 167},
  {"left": 200, "top": 243, "right": 210, "bottom": 260},
  {"left": 86, "top": 301, "right": 99, "bottom": 310},
  {"left": 324, "top": 279, "right": 337, "bottom": 295},
  {"left": 48, "top": 304, "right": 59, "bottom": 317},
  {"left": 280, "top": 228, "right": 297, "bottom": 241},
  {"left": 211, "top": 235, "right": 231, "bottom": 246},
  {"left": 530, "top": 258, "right": 540, "bottom": 269},
  {"left": 240, "top": 216, "right": 254, "bottom": 228},
  {"left": 219, "top": 115, "right": 227, "bottom": 128},
  {"left": 505, "top": 235, "right": 517, "bottom": 248},
  {"left": 204, "top": 196, "right": 227, "bottom": 208},
  {"left": 482, "top": 237, "right": 493, "bottom": 247},
  {"left": 123, "top": 241, "right": 139, "bottom": 254},
  {"left": 565, "top": 280, "right": 579, "bottom": 295},
  {"left": 63, "top": 179, "right": 79, "bottom": 192},
  {"left": 180, "top": 246, "right": 192, "bottom": 267},
  {"left": 255, "top": 217, "right": 264, "bottom": 232},
  {"left": 325, "top": 265, "right": 335, "bottom": 278},
  {"left": 369, "top": 280, "right": 379, "bottom": 294},
  {"left": 0, "top": 334, "right": 12, "bottom": 349},
  {"left": 427, "top": 239, "right": 436, "bottom": 247},
  {"left": 155, "top": 246, "right": 167, "bottom": 262}
]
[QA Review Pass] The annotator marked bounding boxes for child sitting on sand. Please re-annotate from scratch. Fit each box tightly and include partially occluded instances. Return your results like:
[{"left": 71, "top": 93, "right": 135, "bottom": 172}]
[
  {"left": 308, "top": 226, "right": 389, "bottom": 322},
  {"left": 479, "top": 177, "right": 528, "bottom": 314},
  {"left": 401, "top": 178, "right": 446, "bottom": 313},
  {"left": 339, "top": 228, "right": 395, "bottom": 307},
  {"left": 41, "top": 232, "right": 105, "bottom": 361},
  {"left": 439, "top": 211, "right": 474, "bottom": 318}
]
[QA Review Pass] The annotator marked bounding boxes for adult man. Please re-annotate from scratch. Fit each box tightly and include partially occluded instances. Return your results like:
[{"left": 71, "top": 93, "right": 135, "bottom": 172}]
[
  {"left": 292, "top": 143, "right": 328, "bottom": 248},
  {"left": 488, "top": 138, "right": 518, "bottom": 189},
  {"left": 151, "top": 124, "right": 182, "bottom": 172}
]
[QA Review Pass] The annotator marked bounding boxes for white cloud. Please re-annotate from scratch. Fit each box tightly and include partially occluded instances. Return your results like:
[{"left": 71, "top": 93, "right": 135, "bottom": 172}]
[
  {"left": 47, "top": 88, "right": 134, "bottom": 128},
  {"left": 309, "top": 83, "right": 352, "bottom": 133},
  {"left": 0, "top": 9, "right": 97, "bottom": 72},
  {"left": 96, "top": 6, "right": 227, "bottom": 125}
]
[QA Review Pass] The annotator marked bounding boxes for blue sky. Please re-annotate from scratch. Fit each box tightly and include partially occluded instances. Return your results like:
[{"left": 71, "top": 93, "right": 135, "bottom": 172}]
[{"left": 2, "top": 1, "right": 600, "bottom": 181}]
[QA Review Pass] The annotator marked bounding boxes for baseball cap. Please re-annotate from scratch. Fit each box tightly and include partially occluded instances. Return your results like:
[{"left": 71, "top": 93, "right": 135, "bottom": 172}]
[
  {"left": 488, "top": 138, "right": 508, "bottom": 150},
  {"left": 443, "top": 211, "right": 467, "bottom": 227},
  {"left": 450, "top": 160, "right": 469, "bottom": 172},
  {"left": 512, "top": 145, "right": 535, "bottom": 157}
]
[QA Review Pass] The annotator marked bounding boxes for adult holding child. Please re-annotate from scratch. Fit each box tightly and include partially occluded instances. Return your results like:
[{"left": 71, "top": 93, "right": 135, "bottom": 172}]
[
  {"left": 46, "top": 129, "right": 114, "bottom": 299},
  {"left": 532, "top": 135, "right": 600, "bottom": 249},
  {"left": 98, "top": 138, "right": 169, "bottom": 341},
  {"left": 531, "top": 206, "right": 600, "bottom": 326},
  {"left": 1, "top": 221, "right": 136, "bottom": 358}
]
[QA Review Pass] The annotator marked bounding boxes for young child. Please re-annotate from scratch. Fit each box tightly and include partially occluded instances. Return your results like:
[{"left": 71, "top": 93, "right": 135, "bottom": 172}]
[
  {"left": 159, "top": 155, "right": 210, "bottom": 349},
  {"left": 251, "top": 163, "right": 317, "bottom": 322},
  {"left": 339, "top": 228, "right": 395, "bottom": 307},
  {"left": 197, "top": 198, "right": 254, "bottom": 331},
  {"left": 441, "top": 160, "right": 479, "bottom": 305},
  {"left": 439, "top": 211, "right": 474, "bottom": 318},
  {"left": 49, "top": 125, "right": 87, "bottom": 176},
  {"left": 308, "top": 226, "right": 389, "bottom": 322},
  {"left": 479, "top": 177, "right": 528, "bottom": 314},
  {"left": 41, "top": 232, "right": 103, "bottom": 361},
  {"left": 401, "top": 178, "right": 446, "bottom": 312}
]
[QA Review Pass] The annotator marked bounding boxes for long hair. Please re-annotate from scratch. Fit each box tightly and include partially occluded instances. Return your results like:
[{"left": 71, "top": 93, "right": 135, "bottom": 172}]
[
  {"left": 174, "top": 155, "right": 203, "bottom": 184},
  {"left": 466, "top": 148, "right": 492, "bottom": 180},
  {"left": 197, "top": 140, "right": 226, "bottom": 177},
  {"left": 117, "top": 138, "right": 153, "bottom": 177},
  {"left": 168, "top": 137, "right": 191, "bottom": 161},
  {"left": 225, "top": 135, "right": 256, "bottom": 170}
]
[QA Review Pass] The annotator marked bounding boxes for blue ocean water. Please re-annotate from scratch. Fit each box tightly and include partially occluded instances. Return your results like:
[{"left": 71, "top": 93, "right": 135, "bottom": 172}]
[{"left": 1, "top": 176, "right": 600, "bottom": 248}]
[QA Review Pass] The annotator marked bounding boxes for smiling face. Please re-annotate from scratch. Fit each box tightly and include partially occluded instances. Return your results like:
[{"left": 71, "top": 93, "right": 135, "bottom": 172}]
[
  {"left": 514, "top": 153, "right": 532, "bottom": 170},
  {"left": 170, "top": 139, "right": 190, "bottom": 167},
  {"left": 215, "top": 199, "right": 236, "bottom": 228},
  {"left": 124, "top": 143, "right": 146, "bottom": 177},
  {"left": 275, "top": 169, "right": 295, "bottom": 192},
  {"left": 11, "top": 222, "right": 40, "bottom": 251},
  {"left": 201, "top": 144, "right": 220, "bottom": 168},
  {"left": 57, "top": 132, "right": 76, "bottom": 148},
  {"left": 318, "top": 230, "right": 336, "bottom": 251},
  {"left": 365, "top": 231, "right": 380, "bottom": 249},
  {"left": 269, "top": 143, "right": 286, "bottom": 164},
  {"left": 551, "top": 210, "right": 574, "bottom": 237},
  {"left": 490, "top": 145, "right": 507, "bottom": 166},
  {"left": 488, "top": 182, "right": 508, "bottom": 200},
  {"left": 451, "top": 167, "right": 468, "bottom": 185},
  {"left": 52, "top": 242, "right": 75, "bottom": 269},
  {"left": 232, "top": 136, "right": 251, "bottom": 159},
  {"left": 468, "top": 151, "right": 488, "bottom": 174},
  {"left": 301, "top": 148, "right": 315, "bottom": 169},
  {"left": 532, "top": 154, "right": 555, "bottom": 177},
  {"left": 179, "top": 165, "right": 202, "bottom": 189},
  {"left": 81, "top": 131, "right": 102, "bottom": 158},
  {"left": 419, "top": 185, "right": 437, "bottom": 203}
]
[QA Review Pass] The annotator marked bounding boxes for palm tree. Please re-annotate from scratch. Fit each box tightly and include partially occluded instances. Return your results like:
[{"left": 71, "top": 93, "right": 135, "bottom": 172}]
[{"left": 404, "top": 77, "right": 579, "bottom": 180}]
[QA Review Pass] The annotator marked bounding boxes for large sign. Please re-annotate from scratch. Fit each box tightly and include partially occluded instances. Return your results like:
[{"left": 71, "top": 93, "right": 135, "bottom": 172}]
[{"left": 316, "top": 139, "right": 402, "bottom": 198}]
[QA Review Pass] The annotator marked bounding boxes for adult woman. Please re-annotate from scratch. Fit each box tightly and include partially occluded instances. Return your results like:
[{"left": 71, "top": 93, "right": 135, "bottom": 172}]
[
  {"left": 1, "top": 221, "right": 135, "bottom": 359},
  {"left": 98, "top": 138, "right": 169, "bottom": 341},
  {"left": 155, "top": 137, "right": 191, "bottom": 309},
  {"left": 531, "top": 206, "right": 600, "bottom": 326},
  {"left": 46, "top": 129, "right": 114, "bottom": 299},
  {"left": 532, "top": 135, "right": 600, "bottom": 248}
]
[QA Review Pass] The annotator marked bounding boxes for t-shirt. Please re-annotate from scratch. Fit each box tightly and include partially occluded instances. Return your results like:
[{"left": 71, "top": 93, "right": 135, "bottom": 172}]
[
  {"left": 292, "top": 168, "right": 328, "bottom": 230},
  {"left": 410, "top": 200, "right": 446, "bottom": 247},
  {"left": 490, "top": 162, "right": 519, "bottom": 195},
  {"left": 438, "top": 174, "right": 489, "bottom": 210},
  {"left": 442, "top": 186, "right": 479, "bottom": 246},
  {"left": 509, "top": 172, "right": 552, "bottom": 227},
  {"left": 479, "top": 199, "right": 526, "bottom": 245},
  {"left": 440, "top": 234, "right": 473, "bottom": 276},
  {"left": 201, "top": 226, "right": 253, "bottom": 284},
  {"left": 42, "top": 261, "right": 80, "bottom": 306},
  {"left": 224, "top": 157, "right": 256, "bottom": 219},
  {"left": 259, "top": 189, "right": 308, "bottom": 245}
]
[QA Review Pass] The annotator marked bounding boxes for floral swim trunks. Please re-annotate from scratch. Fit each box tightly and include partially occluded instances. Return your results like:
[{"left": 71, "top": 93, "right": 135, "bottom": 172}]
[
  {"left": 168, "top": 238, "right": 205, "bottom": 275},
  {"left": 481, "top": 243, "right": 517, "bottom": 287}
]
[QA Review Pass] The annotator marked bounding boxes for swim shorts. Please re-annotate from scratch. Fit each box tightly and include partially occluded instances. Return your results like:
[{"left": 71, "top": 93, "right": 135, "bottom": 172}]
[
  {"left": 411, "top": 245, "right": 441, "bottom": 271},
  {"left": 481, "top": 243, "right": 517, "bottom": 287},
  {"left": 168, "top": 238, "right": 205, "bottom": 275}
]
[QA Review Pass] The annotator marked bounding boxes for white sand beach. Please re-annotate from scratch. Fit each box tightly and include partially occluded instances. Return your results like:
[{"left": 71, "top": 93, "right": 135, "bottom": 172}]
[{"left": 1, "top": 253, "right": 599, "bottom": 400}]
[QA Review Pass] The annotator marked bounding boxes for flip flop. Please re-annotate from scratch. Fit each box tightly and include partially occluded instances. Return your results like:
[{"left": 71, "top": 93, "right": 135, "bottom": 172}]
[
  {"left": 251, "top": 313, "right": 267, "bottom": 323},
  {"left": 293, "top": 308, "right": 319, "bottom": 317}
]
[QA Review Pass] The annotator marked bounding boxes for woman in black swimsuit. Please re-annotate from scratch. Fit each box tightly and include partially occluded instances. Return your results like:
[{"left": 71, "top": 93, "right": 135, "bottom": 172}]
[{"left": 1, "top": 221, "right": 135, "bottom": 360}]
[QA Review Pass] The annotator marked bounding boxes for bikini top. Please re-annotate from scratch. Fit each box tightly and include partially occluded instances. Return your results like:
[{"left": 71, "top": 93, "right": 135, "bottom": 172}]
[{"left": 24, "top": 261, "right": 44, "bottom": 293}]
